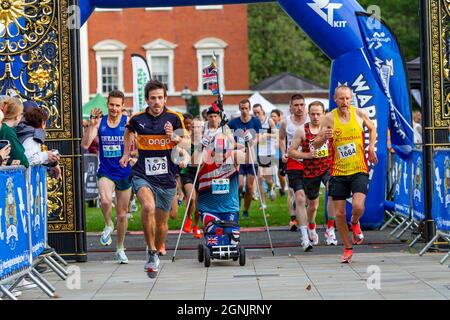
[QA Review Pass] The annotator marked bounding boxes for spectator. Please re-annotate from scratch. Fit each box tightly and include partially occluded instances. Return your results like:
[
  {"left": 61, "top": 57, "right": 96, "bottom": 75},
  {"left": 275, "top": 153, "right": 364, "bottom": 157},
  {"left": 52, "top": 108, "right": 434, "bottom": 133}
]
[
  {"left": 16, "top": 106, "right": 60, "bottom": 171},
  {"left": 0, "top": 97, "right": 29, "bottom": 167},
  {"left": 413, "top": 110, "right": 422, "bottom": 144},
  {"left": 0, "top": 108, "right": 11, "bottom": 165}
]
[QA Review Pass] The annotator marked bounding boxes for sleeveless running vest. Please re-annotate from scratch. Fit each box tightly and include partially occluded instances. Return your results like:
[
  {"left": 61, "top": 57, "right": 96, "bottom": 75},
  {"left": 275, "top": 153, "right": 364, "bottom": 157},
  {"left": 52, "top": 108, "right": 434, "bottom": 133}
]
[
  {"left": 330, "top": 106, "right": 368, "bottom": 176},
  {"left": 302, "top": 123, "right": 332, "bottom": 178},
  {"left": 286, "top": 116, "right": 304, "bottom": 171},
  {"left": 98, "top": 115, "right": 131, "bottom": 180},
  {"left": 258, "top": 116, "right": 277, "bottom": 157}
]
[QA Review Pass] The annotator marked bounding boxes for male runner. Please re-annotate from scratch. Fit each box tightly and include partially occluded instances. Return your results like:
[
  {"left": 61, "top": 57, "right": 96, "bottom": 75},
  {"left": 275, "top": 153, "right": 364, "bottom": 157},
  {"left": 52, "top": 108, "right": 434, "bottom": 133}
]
[
  {"left": 270, "top": 109, "right": 287, "bottom": 197},
  {"left": 81, "top": 90, "right": 131, "bottom": 264},
  {"left": 227, "top": 99, "right": 262, "bottom": 218},
  {"left": 120, "top": 80, "right": 185, "bottom": 277},
  {"left": 279, "top": 94, "right": 311, "bottom": 250},
  {"left": 314, "top": 85, "right": 377, "bottom": 263},
  {"left": 253, "top": 104, "right": 277, "bottom": 204},
  {"left": 288, "top": 101, "right": 337, "bottom": 246}
]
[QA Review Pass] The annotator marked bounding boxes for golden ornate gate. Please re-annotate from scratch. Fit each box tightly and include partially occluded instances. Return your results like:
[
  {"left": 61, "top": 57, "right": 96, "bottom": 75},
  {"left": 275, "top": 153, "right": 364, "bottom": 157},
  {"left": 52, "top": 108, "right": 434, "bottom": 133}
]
[{"left": 0, "top": 0, "right": 86, "bottom": 261}]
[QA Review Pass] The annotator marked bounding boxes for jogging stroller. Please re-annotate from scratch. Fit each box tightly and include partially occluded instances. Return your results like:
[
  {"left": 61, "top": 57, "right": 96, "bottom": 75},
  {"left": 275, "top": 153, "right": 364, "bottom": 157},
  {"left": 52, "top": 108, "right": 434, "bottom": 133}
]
[{"left": 197, "top": 212, "right": 246, "bottom": 267}]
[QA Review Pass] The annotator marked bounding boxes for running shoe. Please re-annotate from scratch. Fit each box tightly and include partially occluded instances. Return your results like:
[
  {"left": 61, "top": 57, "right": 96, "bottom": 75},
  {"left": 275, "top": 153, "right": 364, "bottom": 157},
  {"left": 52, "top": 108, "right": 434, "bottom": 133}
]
[
  {"left": 308, "top": 228, "right": 319, "bottom": 246},
  {"left": 178, "top": 198, "right": 183, "bottom": 206},
  {"left": 242, "top": 211, "right": 249, "bottom": 219},
  {"left": 144, "top": 251, "right": 160, "bottom": 278},
  {"left": 279, "top": 189, "right": 286, "bottom": 197},
  {"left": 183, "top": 218, "right": 192, "bottom": 233},
  {"left": 351, "top": 221, "right": 364, "bottom": 245},
  {"left": 253, "top": 192, "right": 259, "bottom": 201},
  {"left": 115, "top": 248, "right": 129, "bottom": 264},
  {"left": 193, "top": 225, "right": 202, "bottom": 239},
  {"left": 269, "top": 188, "right": 276, "bottom": 201},
  {"left": 340, "top": 248, "right": 353, "bottom": 263},
  {"left": 158, "top": 243, "right": 167, "bottom": 256},
  {"left": 100, "top": 225, "right": 114, "bottom": 246},
  {"left": 325, "top": 227, "right": 338, "bottom": 246},
  {"left": 301, "top": 239, "right": 313, "bottom": 252},
  {"left": 289, "top": 217, "right": 298, "bottom": 232}
]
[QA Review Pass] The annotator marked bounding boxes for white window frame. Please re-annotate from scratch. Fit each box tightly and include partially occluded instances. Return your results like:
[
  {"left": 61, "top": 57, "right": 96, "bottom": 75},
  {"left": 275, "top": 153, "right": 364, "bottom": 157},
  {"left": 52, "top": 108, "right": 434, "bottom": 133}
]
[
  {"left": 194, "top": 37, "right": 227, "bottom": 92},
  {"left": 92, "top": 39, "right": 126, "bottom": 94},
  {"left": 195, "top": 5, "right": 223, "bottom": 10},
  {"left": 145, "top": 7, "right": 173, "bottom": 11},
  {"left": 143, "top": 39, "right": 177, "bottom": 93}
]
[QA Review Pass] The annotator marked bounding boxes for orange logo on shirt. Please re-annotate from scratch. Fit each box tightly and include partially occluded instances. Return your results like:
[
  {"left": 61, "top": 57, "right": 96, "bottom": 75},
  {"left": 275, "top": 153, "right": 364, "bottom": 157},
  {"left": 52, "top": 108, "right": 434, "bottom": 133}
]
[
  {"left": 136, "top": 135, "right": 175, "bottom": 150},
  {"left": 334, "top": 128, "right": 342, "bottom": 136}
]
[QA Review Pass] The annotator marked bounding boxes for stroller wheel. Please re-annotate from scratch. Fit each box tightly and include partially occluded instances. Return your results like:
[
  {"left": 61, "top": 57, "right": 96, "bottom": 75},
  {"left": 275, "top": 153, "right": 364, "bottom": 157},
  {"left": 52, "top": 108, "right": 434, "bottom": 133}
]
[
  {"left": 239, "top": 247, "right": 246, "bottom": 266},
  {"left": 198, "top": 244, "right": 204, "bottom": 263},
  {"left": 204, "top": 246, "right": 211, "bottom": 268}
]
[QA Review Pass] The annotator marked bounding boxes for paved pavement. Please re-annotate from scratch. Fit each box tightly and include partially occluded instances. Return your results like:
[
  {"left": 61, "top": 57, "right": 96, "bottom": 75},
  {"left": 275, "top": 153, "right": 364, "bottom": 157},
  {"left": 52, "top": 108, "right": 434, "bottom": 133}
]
[{"left": 15, "top": 227, "right": 450, "bottom": 300}]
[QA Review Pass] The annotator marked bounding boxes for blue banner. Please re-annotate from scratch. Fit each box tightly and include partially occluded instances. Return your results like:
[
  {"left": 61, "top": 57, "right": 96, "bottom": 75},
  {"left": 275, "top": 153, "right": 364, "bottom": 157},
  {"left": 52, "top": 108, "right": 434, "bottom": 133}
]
[
  {"left": 432, "top": 150, "right": 450, "bottom": 233},
  {"left": 412, "top": 150, "right": 425, "bottom": 221},
  {"left": 0, "top": 168, "right": 30, "bottom": 279},
  {"left": 356, "top": 13, "right": 414, "bottom": 160},
  {"left": 393, "top": 154, "right": 411, "bottom": 218},
  {"left": 30, "top": 166, "right": 47, "bottom": 259}
]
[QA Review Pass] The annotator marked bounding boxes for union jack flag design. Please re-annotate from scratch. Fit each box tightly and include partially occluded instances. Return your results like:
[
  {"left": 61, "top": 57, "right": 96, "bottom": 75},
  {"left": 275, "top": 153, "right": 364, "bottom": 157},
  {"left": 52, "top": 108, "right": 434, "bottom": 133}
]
[
  {"left": 209, "top": 83, "right": 219, "bottom": 95},
  {"left": 207, "top": 235, "right": 218, "bottom": 245},
  {"left": 202, "top": 65, "right": 218, "bottom": 85}
]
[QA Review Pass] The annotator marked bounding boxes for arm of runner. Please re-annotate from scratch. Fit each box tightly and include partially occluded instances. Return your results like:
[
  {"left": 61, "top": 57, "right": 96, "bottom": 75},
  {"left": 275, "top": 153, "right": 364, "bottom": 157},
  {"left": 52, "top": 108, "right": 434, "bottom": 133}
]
[
  {"left": 288, "top": 128, "right": 315, "bottom": 160},
  {"left": 313, "top": 113, "right": 333, "bottom": 149},
  {"left": 356, "top": 108, "right": 378, "bottom": 164},
  {"left": 80, "top": 107, "right": 102, "bottom": 149},
  {"left": 120, "top": 127, "right": 134, "bottom": 168},
  {"left": 279, "top": 120, "right": 288, "bottom": 163}
]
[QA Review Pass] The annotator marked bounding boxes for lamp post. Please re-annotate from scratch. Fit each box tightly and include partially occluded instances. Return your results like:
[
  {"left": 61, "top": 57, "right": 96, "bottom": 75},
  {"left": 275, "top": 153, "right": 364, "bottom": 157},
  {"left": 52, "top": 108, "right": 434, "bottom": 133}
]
[{"left": 181, "top": 85, "right": 192, "bottom": 109}]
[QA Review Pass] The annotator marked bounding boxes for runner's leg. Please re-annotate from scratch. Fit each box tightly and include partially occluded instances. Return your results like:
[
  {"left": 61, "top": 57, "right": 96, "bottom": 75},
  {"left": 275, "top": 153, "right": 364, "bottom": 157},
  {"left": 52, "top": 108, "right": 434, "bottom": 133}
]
[
  {"left": 115, "top": 188, "right": 131, "bottom": 248},
  {"left": 155, "top": 208, "right": 170, "bottom": 254},
  {"left": 334, "top": 199, "right": 351, "bottom": 249},
  {"left": 137, "top": 187, "right": 157, "bottom": 251},
  {"left": 244, "top": 174, "right": 255, "bottom": 212},
  {"left": 98, "top": 177, "right": 116, "bottom": 227}
]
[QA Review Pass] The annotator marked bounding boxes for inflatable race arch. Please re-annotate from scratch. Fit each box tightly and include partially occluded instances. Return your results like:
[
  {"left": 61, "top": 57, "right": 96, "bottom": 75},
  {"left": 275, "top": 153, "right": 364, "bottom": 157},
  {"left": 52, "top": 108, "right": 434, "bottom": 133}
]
[{"left": 78, "top": 0, "right": 414, "bottom": 229}]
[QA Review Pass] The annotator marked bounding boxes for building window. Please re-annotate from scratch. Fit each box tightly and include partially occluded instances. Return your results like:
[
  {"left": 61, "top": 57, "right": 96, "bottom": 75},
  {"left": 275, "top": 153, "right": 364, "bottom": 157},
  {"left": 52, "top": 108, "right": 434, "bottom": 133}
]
[
  {"left": 195, "top": 5, "right": 223, "bottom": 10},
  {"left": 143, "top": 39, "right": 177, "bottom": 93},
  {"left": 194, "top": 38, "right": 227, "bottom": 92},
  {"left": 93, "top": 39, "right": 126, "bottom": 94},
  {"left": 151, "top": 56, "right": 169, "bottom": 88},
  {"left": 100, "top": 57, "right": 119, "bottom": 94}
]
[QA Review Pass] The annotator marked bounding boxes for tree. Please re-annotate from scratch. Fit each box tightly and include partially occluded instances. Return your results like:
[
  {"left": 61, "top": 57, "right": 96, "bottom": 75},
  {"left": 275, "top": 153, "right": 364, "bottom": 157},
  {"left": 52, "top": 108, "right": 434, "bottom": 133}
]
[{"left": 248, "top": 1, "right": 419, "bottom": 87}]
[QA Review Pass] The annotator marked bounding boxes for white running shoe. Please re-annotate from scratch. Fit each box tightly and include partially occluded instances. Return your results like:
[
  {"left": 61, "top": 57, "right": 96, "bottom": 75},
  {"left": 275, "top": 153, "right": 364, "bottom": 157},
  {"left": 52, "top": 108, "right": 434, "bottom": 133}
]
[
  {"left": 130, "top": 199, "right": 138, "bottom": 212},
  {"left": 144, "top": 252, "right": 160, "bottom": 278},
  {"left": 116, "top": 248, "right": 129, "bottom": 264},
  {"left": 269, "top": 188, "right": 276, "bottom": 201},
  {"left": 308, "top": 228, "right": 319, "bottom": 246},
  {"left": 301, "top": 239, "right": 313, "bottom": 252},
  {"left": 325, "top": 227, "right": 338, "bottom": 246},
  {"left": 100, "top": 225, "right": 114, "bottom": 246}
]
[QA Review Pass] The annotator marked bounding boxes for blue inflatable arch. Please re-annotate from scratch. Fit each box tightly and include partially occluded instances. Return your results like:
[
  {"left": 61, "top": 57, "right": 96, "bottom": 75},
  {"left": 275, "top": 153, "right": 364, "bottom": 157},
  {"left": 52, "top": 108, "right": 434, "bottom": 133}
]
[{"left": 79, "top": 0, "right": 414, "bottom": 229}]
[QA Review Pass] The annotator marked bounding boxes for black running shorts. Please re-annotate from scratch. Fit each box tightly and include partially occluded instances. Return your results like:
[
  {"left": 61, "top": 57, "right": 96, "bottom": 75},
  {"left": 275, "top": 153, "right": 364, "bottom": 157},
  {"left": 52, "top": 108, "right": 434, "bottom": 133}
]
[
  {"left": 287, "top": 170, "right": 304, "bottom": 193},
  {"left": 329, "top": 172, "right": 369, "bottom": 200},
  {"left": 303, "top": 170, "right": 330, "bottom": 200}
]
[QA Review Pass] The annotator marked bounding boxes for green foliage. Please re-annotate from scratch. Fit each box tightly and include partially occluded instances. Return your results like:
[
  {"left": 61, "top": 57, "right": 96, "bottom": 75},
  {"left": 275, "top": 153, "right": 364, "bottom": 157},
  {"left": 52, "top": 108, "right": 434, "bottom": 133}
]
[
  {"left": 248, "top": 1, "right": 420, "bottom": 86},
  {"left": 187, "top": 95, "right": 200, "bottom": 117}
]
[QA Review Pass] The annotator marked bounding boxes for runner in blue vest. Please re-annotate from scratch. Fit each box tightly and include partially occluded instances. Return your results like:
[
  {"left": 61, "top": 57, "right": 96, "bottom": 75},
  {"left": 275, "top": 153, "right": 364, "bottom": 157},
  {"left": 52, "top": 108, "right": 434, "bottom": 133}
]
[{"left": 81, "top": 90, "right": 132, "bottom": 264}]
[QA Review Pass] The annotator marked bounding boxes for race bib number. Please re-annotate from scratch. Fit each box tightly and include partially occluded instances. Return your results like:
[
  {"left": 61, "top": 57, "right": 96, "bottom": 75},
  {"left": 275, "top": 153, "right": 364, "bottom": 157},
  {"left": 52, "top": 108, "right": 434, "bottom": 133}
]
[
  {"left": 102, "top": 145, "right": 121, "bottom": 158},
  {"left": 316, "top": 144, "right": 329, "bottom": 158},
  {"left": 212, "top": 178, "right": 230, "bottom": 194},
  {"left": 337, "top": 143, "right": 356, "bottom": 159},
  {"left": 145, "top": 157, "right": 168, "bottom": 176}
]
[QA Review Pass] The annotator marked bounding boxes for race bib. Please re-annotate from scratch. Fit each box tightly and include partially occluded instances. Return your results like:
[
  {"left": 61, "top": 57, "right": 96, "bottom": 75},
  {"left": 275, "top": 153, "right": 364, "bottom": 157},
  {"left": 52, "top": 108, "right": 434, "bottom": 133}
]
[
  {"left": 102, "top": 145, "right": 121, "bottom": 158},
  {"left": 145, "top": 157, "right": 168, "bottom": 176},
  {"left": 316, "top": 143, "right": 329, "bottom": 158},
  {"left": 212, "top": 178, "right": 230, "bottom": 194},
  {"left": 337, "top": 142, "right": 357, "bottom": 159}
]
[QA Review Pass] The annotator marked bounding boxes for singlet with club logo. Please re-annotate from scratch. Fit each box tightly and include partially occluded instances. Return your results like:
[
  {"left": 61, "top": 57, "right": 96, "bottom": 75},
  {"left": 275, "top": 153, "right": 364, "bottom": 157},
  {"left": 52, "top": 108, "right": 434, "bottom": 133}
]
[
  {"left": 198, "top": 149, "right": 239, "bottom": 214},
  {"left": 258, "top": 116, "right": 277, "bottom": 157},
  {"left": 330, "top": 106, "right": 368, "bottom": 176},
  {"left": 301, "top": 122, "right": 331, "bottom": 178},
  {"left": 98, "top": 115, "right": 131, "bottom": 180}
]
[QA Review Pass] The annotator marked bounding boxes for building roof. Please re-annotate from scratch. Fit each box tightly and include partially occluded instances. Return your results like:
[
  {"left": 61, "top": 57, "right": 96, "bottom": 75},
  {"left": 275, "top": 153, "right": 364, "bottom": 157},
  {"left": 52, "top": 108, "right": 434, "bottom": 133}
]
[{"left": 251, "top": 72, "right": 327, "bottom": 92}]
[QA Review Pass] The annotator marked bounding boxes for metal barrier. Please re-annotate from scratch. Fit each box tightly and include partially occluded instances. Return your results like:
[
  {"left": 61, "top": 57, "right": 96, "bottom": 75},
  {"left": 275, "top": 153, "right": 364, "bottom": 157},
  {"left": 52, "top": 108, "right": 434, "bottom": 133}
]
[
  {"left": 419, "top": 149, "right": 450, "bottom": 264},
  {"left": 0, "top": 165, "right": 68, "bottom": 300}
]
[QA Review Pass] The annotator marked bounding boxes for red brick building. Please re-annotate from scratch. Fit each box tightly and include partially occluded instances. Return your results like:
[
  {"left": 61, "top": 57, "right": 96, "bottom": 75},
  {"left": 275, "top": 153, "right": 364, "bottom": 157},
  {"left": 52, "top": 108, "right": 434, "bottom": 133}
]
[{"left": 80, "top": 5, "right": 251, "bottom": 114}]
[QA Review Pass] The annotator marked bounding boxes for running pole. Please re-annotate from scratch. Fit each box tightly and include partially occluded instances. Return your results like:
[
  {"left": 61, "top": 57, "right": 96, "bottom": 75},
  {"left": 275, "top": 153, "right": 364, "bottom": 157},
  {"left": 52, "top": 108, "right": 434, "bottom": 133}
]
[
  {"left": 172, "top": 149, "right": 205, "bottom": 262},
  {"left": 246, "top": 140, "right": 275, "bottom": 256}
]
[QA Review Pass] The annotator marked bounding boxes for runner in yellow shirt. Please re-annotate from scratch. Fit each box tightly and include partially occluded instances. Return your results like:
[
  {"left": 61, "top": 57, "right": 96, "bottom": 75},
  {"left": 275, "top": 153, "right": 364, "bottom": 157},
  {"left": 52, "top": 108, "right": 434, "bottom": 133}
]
[{"left": 314, "top": 85, "right": 378, "bottom": 263}]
